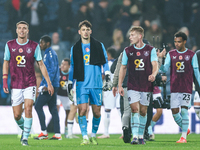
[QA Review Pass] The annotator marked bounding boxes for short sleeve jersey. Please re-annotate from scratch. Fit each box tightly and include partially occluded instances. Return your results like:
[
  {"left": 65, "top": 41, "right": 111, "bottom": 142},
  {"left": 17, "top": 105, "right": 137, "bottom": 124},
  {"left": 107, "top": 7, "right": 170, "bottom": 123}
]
[{"left": 4, "top": 39, "right": 42, "bottom": 89}]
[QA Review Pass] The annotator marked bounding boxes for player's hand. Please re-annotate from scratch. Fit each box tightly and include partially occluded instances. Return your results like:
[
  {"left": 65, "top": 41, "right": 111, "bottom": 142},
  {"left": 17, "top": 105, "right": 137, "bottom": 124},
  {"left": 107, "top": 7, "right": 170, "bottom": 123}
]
[
  {"left": 161, "top": 76, "right": 167, "bottom": 81},
  {"left": 48, "top": 84, "right": 54, "bottom": 96},
  {"left": 112, "top": 87, "right": 118, "bottom": 97},
  {"left": 157, "top": 48, "right": 166, "bottom": 58},
  {"left": 103, "top": 74, "right": 112, "bottom": 91},
  {"left": 118, "top": 86, "right": 124, "bottom": 96},
  {"left": 68, "top": 80, "right": 74, "bottom": 102},
  {"left": 148, "top": 74, "right": 156, "bottom": 82},
  {"left": 3, "top": 78, "right": 9, "bottom": 93}
]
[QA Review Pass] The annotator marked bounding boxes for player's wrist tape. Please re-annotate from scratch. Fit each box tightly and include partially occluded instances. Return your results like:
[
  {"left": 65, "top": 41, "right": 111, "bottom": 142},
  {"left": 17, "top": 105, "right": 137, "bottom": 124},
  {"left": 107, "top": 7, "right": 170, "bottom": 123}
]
[
  {"left": 3, "top": 74, "right": 8, "bottom": 79},
  {"left": 3, "top": 78, "right": 8, "bottom": 87}
]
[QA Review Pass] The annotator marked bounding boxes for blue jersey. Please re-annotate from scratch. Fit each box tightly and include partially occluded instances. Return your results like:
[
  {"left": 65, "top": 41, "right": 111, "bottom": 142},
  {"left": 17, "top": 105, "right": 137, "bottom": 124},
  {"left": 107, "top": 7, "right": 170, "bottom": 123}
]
[
  {"left": 40, "top": 47, "right": 60, "bottom": 87},
  {"left": 69, "top": 42, "right": 109, "bottom": 89}
]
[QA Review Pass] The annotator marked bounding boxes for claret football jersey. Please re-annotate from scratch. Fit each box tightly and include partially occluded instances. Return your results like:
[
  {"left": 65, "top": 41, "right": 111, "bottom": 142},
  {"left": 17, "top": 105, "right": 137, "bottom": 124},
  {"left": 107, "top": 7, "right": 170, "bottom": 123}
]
[{"left": 4, "top": 39, "right": 42, "bottom": 89}]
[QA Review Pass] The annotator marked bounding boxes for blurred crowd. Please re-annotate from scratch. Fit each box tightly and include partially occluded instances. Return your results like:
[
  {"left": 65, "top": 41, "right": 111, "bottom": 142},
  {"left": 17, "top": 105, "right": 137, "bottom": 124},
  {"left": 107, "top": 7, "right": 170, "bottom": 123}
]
[{"left": 0, "top": 0, "right": 200, "bottom": 104}]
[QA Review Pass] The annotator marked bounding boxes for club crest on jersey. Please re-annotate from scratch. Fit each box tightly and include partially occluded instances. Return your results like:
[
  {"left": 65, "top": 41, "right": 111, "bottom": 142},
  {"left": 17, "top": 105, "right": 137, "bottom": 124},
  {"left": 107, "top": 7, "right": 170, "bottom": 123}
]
[
  {"left": 185, "top": 55, "right": 190, "bottom": 61},
  {"left": 85, "top": 47, "right": 90, "bottom": 52},
  {"left": 144, "top": 51, "right": 149, "bottom": 56},
  {"left": 136, "top": 52, "right": 141, "bottom": 56},
  {"left": 19, "top": 48, "right": 23, "bottom": 53},
  {"left": 179, "top": 55, "right": 183, "bottom": 60},
  {"left": 62, "top": 76, "right": 66, "bottom": 80},
  {"left": 26, "top": 47, "right": 32, "bottom": 54}
]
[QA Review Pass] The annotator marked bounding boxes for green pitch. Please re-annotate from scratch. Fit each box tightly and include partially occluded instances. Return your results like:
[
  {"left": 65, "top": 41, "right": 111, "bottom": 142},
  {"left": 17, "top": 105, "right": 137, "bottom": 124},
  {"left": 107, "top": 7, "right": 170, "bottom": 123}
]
[{"left": 0, "top": 134, "right": 199, "bottom": 150}]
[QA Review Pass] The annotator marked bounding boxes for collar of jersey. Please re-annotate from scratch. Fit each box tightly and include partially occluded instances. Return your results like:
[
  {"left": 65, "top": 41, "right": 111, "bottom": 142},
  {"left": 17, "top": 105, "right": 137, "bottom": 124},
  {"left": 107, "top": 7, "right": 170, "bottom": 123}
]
[
  {"left": 61, "top": 71, "right": 69, "bottom": 75},
  {"left": 133, "top": 43, "right": 146, "bottom": 50},
  {"left": 176, "top": 48, "right": 188, "bottom": 54},
  {"left": 16, "top": 39, "right": 29, "bottom": 45}
]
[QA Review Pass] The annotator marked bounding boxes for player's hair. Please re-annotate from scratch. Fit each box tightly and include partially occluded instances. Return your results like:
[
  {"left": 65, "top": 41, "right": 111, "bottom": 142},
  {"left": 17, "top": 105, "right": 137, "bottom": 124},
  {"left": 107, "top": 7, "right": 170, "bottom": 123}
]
[
  {"left": 63, "top": 58, "right": 70, "bottom": 65},
  {"left": 78, "top": 20, "right": 92, "bottom": 29},
  {"left": 129, "top": 26, "right": 144, "bottom": 38},
  {"left": 107, "top": 48, "right": 116, "bottom": 59},
  {"left": 40, "top": 35, "right": 52, "bottom": 45},
  {"left": 16, "top": 21, "right": 29, "bottom": 28},
  {"left": 174, "top": 31, "right": 187, "bottom": 41}
]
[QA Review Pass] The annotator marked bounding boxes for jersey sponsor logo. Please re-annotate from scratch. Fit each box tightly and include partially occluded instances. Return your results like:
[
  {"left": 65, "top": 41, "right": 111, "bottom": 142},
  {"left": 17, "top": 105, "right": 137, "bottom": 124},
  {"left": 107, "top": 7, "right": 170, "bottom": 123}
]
[
  {"left": 172, "top": 56, "right": 177, "bottom": 59},
  {"left": 12, "top": 48, "right": 16, "bottom": 52},
  {"left": 134, "top": 59, "right": 145, "bottom": 70},
  {"left": 60, "top": 81, "right": 67, "bottom": 90},
  {"left": 19, "top": 48, "right": 23, "bottom": 53},
  {"left": 16, "top": 55, "right": 26, "bottom": 67},
  {"left": 26, "top": 47, "right": 32, "bottom": 54},
  {"left": 144, "top": 51, "right": 149, "bottom": 56},
  {"left": 136, "top": 52, "right": 141, "bottom": 56},
  {"left": 185, "top": 55, "right": 190, "bottom": 61},
  {"left": 62, "top": 76, "right": 66, "bottom": 80},
  {"left": 84, "top": 54, "right": 90, "bottom": 65},
  {"left": 179, "top": 55, "right": 183, "bottom": 60},
  {"left": 176, "top": 61, "right": 185, "bottom": 72}
]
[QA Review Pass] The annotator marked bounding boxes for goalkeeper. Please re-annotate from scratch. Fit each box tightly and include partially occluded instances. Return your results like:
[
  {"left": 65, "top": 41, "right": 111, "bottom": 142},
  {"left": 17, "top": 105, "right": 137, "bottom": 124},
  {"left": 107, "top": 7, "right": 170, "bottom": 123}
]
[{"left": 68, "top": 20, "right": 111, "bottom": 145}]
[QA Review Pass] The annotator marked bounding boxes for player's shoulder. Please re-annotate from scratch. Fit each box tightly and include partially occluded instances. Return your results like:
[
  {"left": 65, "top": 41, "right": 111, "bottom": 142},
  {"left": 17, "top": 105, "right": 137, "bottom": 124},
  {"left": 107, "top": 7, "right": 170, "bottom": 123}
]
[
  {"left": 145, "top": 44, "right": 154, "bottom": 50},
  {"left": 6, "top": 39, "right": 16, "bottom": 46},
  {"left": 169, "top": 49, "right": 177, "bottom": 54},
  {"left": 187, "top": 49, "right": 195, "bottom": 54}
]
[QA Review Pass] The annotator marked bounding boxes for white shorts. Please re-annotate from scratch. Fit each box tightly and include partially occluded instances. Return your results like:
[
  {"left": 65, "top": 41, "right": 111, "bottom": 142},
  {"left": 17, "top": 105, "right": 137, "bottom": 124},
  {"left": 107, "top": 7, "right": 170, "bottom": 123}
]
[
  {"left": 11, "top": 86, "right": 36, "bottom": 107},
  {"left": 127, "top": 90, "right": 151, "bottom": 106},
  {"left": 170, "top": 93, "right": 191, "bottom": 109},
  {"left": 57, "top": 95, "right": 72, "bottom": 110},
  {"left": 103, "top": 91, "right": 120, "bottom": 109},
  {"left": 193, "top": 91, "right": 200, "bottom": 103},
  {"left": 153, "top": 93, "right": 162, "bottom": 100}
]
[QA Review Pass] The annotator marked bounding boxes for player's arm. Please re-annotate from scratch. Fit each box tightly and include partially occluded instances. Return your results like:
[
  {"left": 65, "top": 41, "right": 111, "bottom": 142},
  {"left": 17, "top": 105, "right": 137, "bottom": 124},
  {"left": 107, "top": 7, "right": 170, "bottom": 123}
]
[
  {"left": 68, "top": 47, "right": 74, "bottom": 101},
  {"left": 101, "top": 43, "right": 112, "bottom": 91},
  {"left": 118, "top": 50, "right": 128, "bottom": 96},
  {"left": 3, "top": 43, "right": 10, "bottom": 93},
  {"left": 112, "top": 53, "right": 123, "bottom": 96},
  {"left": 149, "top": 48, "right": 158, "bottom": 82},
  {"left": 37, "top": 60, "right": 54, "bottom": 96},
  {"left": 192, "top": 54, "right": 200, "bottom": 87},
  {"left": 34, "top": 45, "right": 54, "bottom": 96},
  {"left": 160, "top": 52, "right": 171, "bottom": 73},
  {"left": 3, "top": 60, "right": 9, "bottom": 93}
]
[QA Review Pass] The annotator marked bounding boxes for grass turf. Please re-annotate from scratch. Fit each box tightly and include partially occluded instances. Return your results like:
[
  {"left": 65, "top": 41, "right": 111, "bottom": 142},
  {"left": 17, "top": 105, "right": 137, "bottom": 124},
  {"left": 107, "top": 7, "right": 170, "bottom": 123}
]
[{"left": 0, "top": 134, "right": 199, "bottom": 150}]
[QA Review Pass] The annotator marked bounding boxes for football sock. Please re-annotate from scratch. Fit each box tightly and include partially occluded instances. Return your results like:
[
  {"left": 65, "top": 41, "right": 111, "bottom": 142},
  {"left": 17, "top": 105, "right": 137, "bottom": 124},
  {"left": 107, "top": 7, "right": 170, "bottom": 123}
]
[
  {"left": 148, "top": 125, "right": 153, "bottom": 135},
  {"left": 181, "top": 108, "right": 189, "bottom": 139},
  {"left": 65, "top": 126, "right": 68, "bottom": 136},
  {"left": 91, "top": 116, "right": 101, "bottom": 137},
  {"left": 194, "top": 106, "right": 200, "bottom": 120},
  {"left": 151, "top": 120, "right": 156, "bottom": 128},
  {"left": 131, "top": 113, "right": 139, "bottom": 138},
  {"left": 23, "top": 117, "right": 32, "bottom": 139},
  {"left": 104, "top": 110, "right": 111, "bottom": 136},
  {"left": 117, "top": 107, "right": 121, "bottom": 117},
  {"left": 67, "top": 120, "right": 74, "bottom": 136},
  {"left": 16, "top": 116, "right": 24, "bottom": 130},
  {"left": 78, "top": 116, "right": 87, "bottom": 137},
  {"left": 138, "top": 114, "right": 147, "bottom": 139},
  {"left": 173, "top": 113, "right": 182, "bottom": 128}
]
